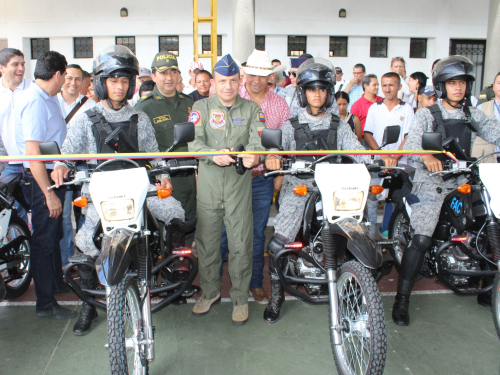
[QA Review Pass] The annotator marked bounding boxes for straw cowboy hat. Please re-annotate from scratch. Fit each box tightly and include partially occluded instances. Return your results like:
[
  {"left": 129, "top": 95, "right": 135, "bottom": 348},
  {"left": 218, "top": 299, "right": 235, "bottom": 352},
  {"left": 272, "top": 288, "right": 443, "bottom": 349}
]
[{"left": 235, "top": 49, "right": 286, "bottom": 77}]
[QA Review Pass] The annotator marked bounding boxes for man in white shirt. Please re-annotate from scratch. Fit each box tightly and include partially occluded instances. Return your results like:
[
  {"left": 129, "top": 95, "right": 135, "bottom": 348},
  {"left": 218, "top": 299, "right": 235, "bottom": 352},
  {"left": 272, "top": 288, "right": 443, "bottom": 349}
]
[
  {"left": 391, "top": 57, "right": 413, "bottom": 104},
  {"left": 334, "top": 66, "right": 347, "bottom": 93},
  {"left": 364, "top": 72, "right": 415, "bottom": 237},
  {"left": 0, "top": 48, "right": 32, "bottom": 222},
  {"left": 56, "top": 64, "right": 96, "bottom": 267}
]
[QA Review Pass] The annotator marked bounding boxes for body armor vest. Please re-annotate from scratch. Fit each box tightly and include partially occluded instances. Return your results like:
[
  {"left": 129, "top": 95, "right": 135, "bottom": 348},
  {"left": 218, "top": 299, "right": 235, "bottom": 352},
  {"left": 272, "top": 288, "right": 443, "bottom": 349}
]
[
  {"left": 428, "top": 104, "right": 478, "bottom": 159},
  {"left": 291, "top": 115, "right": 340, "bottom": 179},
  {"left": 86, "top": 109, "right": 147, "bottom": 170}
]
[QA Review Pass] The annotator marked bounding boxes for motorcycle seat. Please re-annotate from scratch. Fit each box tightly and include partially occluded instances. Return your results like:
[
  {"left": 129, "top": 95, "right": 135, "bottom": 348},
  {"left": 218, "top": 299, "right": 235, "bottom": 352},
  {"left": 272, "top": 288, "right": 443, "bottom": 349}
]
[
  {"left": 169, "top": 214, "right": 197, "bottom": 234},
  {"left": 0, "top": 173, "right": 22, "bottom": 195}
]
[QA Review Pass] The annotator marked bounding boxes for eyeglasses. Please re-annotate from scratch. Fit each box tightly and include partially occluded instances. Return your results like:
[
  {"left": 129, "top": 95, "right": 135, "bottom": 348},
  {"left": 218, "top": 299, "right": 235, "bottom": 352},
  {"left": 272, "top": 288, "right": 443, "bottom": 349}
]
[{"left": 289, "top": 72, "right": 297, "bottom": 77}]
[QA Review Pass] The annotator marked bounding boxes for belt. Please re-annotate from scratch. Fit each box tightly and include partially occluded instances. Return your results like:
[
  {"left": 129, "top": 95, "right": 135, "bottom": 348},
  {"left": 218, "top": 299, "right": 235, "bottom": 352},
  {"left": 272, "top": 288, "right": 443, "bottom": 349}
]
[{"left": 251, "top": 169, "right": 268, "bottom": 178}]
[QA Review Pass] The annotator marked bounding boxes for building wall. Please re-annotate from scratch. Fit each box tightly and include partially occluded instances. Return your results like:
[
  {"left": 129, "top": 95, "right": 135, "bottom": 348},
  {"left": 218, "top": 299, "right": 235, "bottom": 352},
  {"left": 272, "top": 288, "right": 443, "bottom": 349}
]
[{"left": 0, "top": 0, "right": 490, "bottom": 86}]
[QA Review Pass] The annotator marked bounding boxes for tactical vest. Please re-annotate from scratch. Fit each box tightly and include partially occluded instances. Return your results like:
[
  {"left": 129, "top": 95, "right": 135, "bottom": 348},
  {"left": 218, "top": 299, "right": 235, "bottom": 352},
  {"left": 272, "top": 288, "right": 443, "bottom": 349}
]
[
  {"left": 291, "top": 114, "right": 340, "bottom": 179},
  {"left": 86, "top": 109, "right": 145, "bottom": 170},
  {"left": 427, "top": 104, "right": 478, "bottom": 159}
]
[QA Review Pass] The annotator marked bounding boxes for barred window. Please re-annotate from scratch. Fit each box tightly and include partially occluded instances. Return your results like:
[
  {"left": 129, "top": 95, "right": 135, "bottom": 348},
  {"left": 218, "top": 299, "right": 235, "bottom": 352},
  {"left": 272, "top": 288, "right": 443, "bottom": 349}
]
[
  {"left": 370, "top": 37, "right": 388, "bottom": 58},
  {"left": 202, "top": 35, "right": 222, "bottom": 56},
  {"left": 159, "top": 36, "right": 179, "bottom": 56},
  {"left": 329, "top": 37, "right": 348, "bottom": 57},
  {"left": 255, "top": 35, "right": 265, "bottom": 51},
  {"left": 116, "top": 36, "right": 135, "bottom": 53},
  {"left": 410, "top": 38, "right": 427, "bottom": 59},
  {"left": 74, "top": 37, "right": 93, "bottom": 59},
  {"left": 31, "top": 38, "right": 49, "bottom": 60},
  {"left": 288, "top": 36, "right": 307, "bottom": 57}
]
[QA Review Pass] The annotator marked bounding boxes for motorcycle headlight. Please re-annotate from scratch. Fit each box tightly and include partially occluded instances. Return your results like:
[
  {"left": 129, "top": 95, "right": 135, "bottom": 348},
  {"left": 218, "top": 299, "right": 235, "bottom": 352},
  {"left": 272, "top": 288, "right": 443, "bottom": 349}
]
[
  {"left": 333, "top": 191, "right": 364, "bottom": 211},
  {"left": 101, "top": 199, "right": 135, "bottom": 221}
]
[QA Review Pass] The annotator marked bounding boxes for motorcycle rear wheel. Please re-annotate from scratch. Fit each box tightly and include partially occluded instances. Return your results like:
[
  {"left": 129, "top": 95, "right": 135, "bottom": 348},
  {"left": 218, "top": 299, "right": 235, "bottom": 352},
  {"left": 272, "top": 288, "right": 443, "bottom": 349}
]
[
  {"left": 0, "top": 212, "right": 32, "bottom": 300},
  {"left": 107, "top": 276, "right": 149, "bottom": 375},
  {"left": 492, "top": 272, "right": 500, "bottom": 340},
  {"left": 332, "top": 261, "right": 387, "bottom": 375},
  {"left": 388, "top": 208, "right": 411, "bottom": 273}
]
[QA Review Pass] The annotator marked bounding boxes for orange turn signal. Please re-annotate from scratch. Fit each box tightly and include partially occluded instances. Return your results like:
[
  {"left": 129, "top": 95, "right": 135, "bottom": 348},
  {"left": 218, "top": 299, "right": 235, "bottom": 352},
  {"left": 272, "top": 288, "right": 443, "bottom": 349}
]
[
  {"left": 293, "top": 185, "right": 308, "bottom": 196},
  {"left": 157, "top": 188, "right": 172, "bottom": 199},
  {"left": 457, "top": 184, "right": 471, "bottom": 194},
  {"left": 73, "top": 197, "right": 88, "bottom": 208},
  {"left": 371, "top": 185, "right": 384, "bottom": 195}
]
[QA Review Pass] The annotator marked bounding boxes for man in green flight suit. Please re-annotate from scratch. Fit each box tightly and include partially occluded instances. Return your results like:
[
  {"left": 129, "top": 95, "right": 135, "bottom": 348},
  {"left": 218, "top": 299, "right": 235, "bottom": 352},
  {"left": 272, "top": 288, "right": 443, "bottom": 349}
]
[
  {"left": 188, "top": 54, "right": 266, "bottom": 325},
  {"left": 135, "top": 53, "right": 196, "bottom": 243}
]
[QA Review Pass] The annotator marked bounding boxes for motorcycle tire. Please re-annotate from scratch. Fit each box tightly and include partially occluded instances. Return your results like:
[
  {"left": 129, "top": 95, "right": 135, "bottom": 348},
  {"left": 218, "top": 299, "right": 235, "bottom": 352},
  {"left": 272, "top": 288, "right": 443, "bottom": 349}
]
[
  {"left": 332, "top": 261, "right": 387, "bottom": 375},
  {"left": 107, "top": 276, "right": 149, "bottom": 375},
  {"left": 492, "top": 272, "right": 500, "bottom": 341},
  {"left": 388, "top": 207, "right": 411, "bottom": 273},
  {"left": 0, "top": 212, "right": 32, "bottom": 300}
]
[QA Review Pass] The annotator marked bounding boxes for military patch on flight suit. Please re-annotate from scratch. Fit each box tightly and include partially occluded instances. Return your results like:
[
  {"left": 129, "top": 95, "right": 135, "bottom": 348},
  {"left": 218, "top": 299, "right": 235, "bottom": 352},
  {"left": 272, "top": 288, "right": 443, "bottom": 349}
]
[
  {"left": 257, "top": 126, "right": 265, "bottom": 136},
  {"left": 258, "top": 111, "right": 266, "bottom": 122},
  {"left": 153, "top": 114, "right": 171, "bottom": 124},
  {"left": 210, "top": 110, "right": 226, "bottom": 129},
  {"left": 189, "top": 110, "right": 201, "bottom": 125}
]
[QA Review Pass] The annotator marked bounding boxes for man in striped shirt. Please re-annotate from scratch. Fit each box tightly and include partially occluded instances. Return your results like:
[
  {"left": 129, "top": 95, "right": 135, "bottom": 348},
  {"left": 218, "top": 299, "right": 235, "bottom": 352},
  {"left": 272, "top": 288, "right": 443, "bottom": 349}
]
[{"left": 220, "top": 50, "right": 290, "bottom": 304}]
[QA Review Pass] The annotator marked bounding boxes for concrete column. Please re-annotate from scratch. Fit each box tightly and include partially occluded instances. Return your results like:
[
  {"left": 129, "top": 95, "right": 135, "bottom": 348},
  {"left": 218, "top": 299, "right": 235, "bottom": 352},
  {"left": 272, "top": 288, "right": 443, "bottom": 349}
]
[
  {"left": 232, "top": 0, "right": 255, "bottom": 62},
  {"left": 484, "top": 0, "right": 500, "bottom": 85}
]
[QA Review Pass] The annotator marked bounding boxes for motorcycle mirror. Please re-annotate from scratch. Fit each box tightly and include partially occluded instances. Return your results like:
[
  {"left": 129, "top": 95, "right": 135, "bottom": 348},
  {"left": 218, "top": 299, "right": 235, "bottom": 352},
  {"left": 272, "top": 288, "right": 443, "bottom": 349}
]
[
  {"left": 379, "top": 125, "right": 401, "bottom": 149},
  {"left": 39, "top": 141, "right": 62, "bottom": 155},
  {"left": 422, "top": 132, "right": 443, "bottom": 151},
  {"left": 261, "top": 128, "right": 282, "bottom": 150},
  {"left": 166, "top": 123, "right": 195, "bottom": 152}
]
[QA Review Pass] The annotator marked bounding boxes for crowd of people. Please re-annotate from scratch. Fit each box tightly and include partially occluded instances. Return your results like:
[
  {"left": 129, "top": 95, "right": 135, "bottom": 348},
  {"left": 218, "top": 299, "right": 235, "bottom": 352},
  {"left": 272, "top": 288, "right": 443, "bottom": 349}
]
[{"left": 0, "top": 42, "right": 500, "bottom": 334}]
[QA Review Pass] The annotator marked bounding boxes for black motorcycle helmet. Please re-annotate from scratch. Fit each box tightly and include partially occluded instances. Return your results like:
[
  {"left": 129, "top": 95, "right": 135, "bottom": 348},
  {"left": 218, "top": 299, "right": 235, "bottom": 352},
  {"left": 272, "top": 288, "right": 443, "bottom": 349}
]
[
  {"left": 432, "top": 55, "right": 475, "bottom": 106},
  {"left": 93, "top": 45, "right": 139, "bottom": 106},
  {"left": 296, "top": 57, "right": 335, "bottom": 110}
]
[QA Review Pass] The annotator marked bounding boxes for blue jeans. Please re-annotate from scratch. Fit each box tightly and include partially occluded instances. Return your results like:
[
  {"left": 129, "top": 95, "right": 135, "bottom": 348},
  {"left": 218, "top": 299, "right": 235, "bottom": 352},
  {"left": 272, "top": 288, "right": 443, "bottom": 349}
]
[
  {"left": 0, "top": 164, "right": 28, "bottom": 223},
  {"left": 220, "top": 175, "right": 274, "bottom": 288},
  {"left": 59, "top": 188, "right": 75, "bottom": 266},
  {"left": 22, "top": 171, "right": 65, "bottom": 309},
  {"left": 379, "top": 203, "right": 393, "bottom": 233}
]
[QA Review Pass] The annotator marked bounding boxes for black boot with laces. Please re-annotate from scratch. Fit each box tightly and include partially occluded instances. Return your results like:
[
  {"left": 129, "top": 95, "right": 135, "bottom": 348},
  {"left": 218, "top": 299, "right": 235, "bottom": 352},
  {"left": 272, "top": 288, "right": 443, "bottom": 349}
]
[{"left": 263, "top": 279, "right": 284, "bottom": 323}]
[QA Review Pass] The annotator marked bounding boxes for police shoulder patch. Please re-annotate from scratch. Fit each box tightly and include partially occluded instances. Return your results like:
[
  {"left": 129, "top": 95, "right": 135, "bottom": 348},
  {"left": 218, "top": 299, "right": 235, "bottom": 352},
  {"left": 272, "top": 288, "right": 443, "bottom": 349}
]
[
  {"left": 189, "top": 110, "right": 201, "bottom": 125},
  {"left": 479, "top": 94, "right": 487, "bottom": 99},
  {"left": 258, "top": 111, "right": 266, "bottom": 122}
]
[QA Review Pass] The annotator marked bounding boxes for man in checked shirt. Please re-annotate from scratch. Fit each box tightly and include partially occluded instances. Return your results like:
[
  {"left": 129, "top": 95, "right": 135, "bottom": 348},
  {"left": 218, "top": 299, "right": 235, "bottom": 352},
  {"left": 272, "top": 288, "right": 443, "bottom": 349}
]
[{"left": 219, "top": 50, "right": 290, "bottom": 304}]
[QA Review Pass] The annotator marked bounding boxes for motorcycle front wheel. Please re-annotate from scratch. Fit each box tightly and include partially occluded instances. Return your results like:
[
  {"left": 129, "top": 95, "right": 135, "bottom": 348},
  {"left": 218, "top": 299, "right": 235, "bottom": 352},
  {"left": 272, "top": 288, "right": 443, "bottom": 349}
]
[
  {"left": 107, "top": 276, "right": 149, "bottom": 375},
  {"left": 0, "top": 212, "right": 32, "bottom": 300},
  {"left": 332, "top": 261, "right": 387, "bottom": 375},
  {"left": 388, "top": 208, "right": 411, "bottom": 272},
  {"left": 492, "top": 272, "right": 500, "bottom": 340}
]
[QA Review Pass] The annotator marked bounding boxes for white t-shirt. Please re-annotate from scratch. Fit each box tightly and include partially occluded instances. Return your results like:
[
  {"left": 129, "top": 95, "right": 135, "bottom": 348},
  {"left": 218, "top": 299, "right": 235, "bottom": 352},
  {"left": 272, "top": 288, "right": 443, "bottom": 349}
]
[
  {"left": 364, "top": 99, "right": 415, "bottom": 164},
  {"left": 0, "top": 78, "right": 31, "bottom": 161},
  {"left": 57, "top": 93, "right": 96, "bottom": 128}
]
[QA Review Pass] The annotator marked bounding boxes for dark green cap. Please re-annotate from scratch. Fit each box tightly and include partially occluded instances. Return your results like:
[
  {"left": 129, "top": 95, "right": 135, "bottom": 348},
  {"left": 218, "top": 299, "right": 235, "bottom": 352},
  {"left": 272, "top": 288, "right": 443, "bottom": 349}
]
[{"left": 151, "top": 52, "right": 180, "bottom": 72}]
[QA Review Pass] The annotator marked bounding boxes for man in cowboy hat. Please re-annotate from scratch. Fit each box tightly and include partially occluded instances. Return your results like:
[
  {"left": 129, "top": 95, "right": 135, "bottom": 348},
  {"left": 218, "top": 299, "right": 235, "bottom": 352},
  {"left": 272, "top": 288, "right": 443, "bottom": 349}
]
[
  {"left": 188, "top": 54, "right": 265, "bottom": 325},
  {"left": 219, "top": 49, "right": 290, "bottom": 305}
]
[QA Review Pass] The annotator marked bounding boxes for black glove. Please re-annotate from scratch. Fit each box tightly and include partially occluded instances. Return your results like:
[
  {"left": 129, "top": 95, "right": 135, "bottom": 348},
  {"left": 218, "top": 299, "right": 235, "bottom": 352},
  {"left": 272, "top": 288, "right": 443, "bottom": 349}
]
[{"left": 231, "top": 144, "right": 247, "bottom": 175}]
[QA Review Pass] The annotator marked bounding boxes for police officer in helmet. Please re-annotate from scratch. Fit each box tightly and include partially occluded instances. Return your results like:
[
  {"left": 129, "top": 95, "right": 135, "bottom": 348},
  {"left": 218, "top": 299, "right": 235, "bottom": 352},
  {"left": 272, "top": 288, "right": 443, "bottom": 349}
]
[
  {"left": 264, "top": 58, "right": 397, "bottom": 323},
  {"left": 51, "top": 46, "right": 185, "bottom": 335},
  {"left": 394, "top": 56, "right": 500, "bottom": 326}
]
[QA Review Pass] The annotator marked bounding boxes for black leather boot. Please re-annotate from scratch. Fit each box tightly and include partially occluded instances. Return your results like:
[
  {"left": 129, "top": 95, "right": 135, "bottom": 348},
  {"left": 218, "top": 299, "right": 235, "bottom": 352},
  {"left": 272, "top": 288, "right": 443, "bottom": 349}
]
[
  {"left": 73, "top": 266, "right": 98, "bottom": 336},
  {"left": 392, "top": 234, "right": 432, "bottom": 326},
  {"left": 263, "top": 234, "right": 288, "bottom": 324}
]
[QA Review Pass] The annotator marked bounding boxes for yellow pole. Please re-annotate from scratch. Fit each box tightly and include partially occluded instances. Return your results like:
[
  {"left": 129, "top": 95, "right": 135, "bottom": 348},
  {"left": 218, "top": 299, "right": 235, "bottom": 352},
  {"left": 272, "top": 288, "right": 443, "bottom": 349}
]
[{"left": 193, "top": 0, "right": 218, "bottom": 69}]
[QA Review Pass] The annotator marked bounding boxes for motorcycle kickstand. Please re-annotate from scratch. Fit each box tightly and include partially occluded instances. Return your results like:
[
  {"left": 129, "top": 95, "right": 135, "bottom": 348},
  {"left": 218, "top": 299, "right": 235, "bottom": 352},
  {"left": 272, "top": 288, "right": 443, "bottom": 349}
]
[{"left": 327, "top": 268, "right": 343, "bottom": 345}]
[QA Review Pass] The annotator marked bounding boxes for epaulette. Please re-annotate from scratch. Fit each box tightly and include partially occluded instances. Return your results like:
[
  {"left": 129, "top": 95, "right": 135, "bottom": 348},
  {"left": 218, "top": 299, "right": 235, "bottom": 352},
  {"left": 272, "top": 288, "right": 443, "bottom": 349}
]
[{"left": 486, "top": 84, "right": 493, "bottom": 88}]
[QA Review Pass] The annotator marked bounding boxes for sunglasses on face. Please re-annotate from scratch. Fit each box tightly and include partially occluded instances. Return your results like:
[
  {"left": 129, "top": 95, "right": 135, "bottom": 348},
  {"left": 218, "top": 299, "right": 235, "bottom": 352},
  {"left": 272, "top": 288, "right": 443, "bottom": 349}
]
[{"left": 289, "top": 72, "right": 297, "bottom": 77}]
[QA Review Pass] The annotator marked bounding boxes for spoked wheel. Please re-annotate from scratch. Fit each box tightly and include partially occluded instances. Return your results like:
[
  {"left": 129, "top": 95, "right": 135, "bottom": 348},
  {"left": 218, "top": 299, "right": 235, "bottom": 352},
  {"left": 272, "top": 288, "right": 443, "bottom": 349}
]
[
  {"left": 388, "top": 209, "right": 412, "bottom": 273},
  {"left": 332, "top": 261, "right": 387, "bottom": 375},
  {"left": 107, "top": 276, "right": 149, "bottom": 375},
  {"left": 0, "top": 213, "right": 32, "bottom": 300},
  {"left": 492, "top": 272, "right": 500, "bottom": 340}
]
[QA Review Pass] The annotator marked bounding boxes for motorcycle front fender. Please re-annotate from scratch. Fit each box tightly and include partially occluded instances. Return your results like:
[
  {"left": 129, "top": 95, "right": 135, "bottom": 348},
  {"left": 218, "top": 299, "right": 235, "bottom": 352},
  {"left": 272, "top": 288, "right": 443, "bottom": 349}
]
[
  {"left": 330, "top": 218, "right": 382, "bottom": 269},
  {"left": 95, "top": 229, "right": 137, "bottom": 286}
]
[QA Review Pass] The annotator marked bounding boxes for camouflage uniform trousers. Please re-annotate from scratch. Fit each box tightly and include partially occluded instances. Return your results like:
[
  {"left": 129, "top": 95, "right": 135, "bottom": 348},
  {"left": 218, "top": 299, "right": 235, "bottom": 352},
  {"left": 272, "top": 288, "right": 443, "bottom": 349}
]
[
  {"left": 273, "top": 175, "right": 316, "bottom": 243},
  {"left": 75, "top": 184, "right": 185, "bottom": 257},
  {"left": 408, "top": 182, "right": 454, "bottom": 237}
]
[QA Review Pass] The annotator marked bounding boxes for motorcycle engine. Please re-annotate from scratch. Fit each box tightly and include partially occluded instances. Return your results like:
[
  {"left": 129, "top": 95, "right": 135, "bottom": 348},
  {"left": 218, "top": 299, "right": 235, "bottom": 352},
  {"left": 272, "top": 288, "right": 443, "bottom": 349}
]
[
  {"left": 293, "top": 238, "right": 326, "bottom": 295},
  {"left": 438, "top": 235, "right": 481, "bottom": 286}
]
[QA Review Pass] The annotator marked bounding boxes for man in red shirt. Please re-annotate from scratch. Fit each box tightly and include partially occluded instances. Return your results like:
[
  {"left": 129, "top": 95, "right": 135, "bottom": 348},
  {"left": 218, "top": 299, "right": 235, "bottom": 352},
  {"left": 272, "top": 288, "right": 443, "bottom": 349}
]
[
  {"left": 220, "top": 50, "right": 290, "bottom": 305},
  {"left": 350, "top": 73, "right": 382, "bottom": 137}
]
